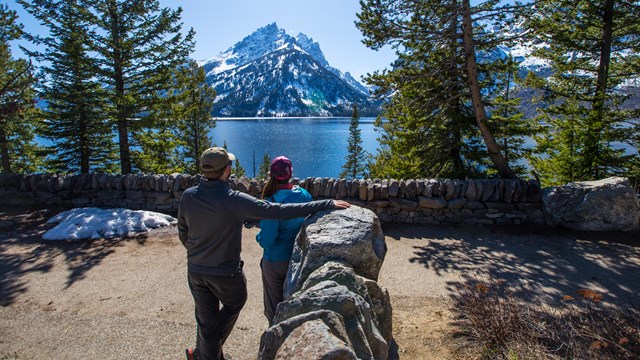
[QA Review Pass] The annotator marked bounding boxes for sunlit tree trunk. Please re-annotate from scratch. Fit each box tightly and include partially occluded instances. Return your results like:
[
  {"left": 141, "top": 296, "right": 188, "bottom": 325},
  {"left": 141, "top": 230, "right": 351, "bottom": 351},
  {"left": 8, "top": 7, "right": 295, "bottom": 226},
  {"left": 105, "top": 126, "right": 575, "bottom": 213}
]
[{"left": 461, "top": 0, "right": 517, "bottom": 179}]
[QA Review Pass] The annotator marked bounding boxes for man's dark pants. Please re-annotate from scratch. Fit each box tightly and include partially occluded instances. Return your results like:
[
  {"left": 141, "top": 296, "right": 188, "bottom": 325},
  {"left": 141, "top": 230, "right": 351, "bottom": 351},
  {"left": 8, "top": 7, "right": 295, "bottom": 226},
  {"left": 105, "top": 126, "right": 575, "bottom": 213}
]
[{"left": 188, "top": 269, "right": 247, "bottom": 360}]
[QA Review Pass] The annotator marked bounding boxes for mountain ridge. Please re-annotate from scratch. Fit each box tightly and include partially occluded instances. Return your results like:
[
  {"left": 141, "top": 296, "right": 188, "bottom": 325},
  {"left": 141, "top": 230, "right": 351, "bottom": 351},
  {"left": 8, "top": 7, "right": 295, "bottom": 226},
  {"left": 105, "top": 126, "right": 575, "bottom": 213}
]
[
  {"left": 199, "top": 23, "right": 380, "bottom": 117},
  {"left": 198, "top": 22, "right": 639, "bottom": 118}
]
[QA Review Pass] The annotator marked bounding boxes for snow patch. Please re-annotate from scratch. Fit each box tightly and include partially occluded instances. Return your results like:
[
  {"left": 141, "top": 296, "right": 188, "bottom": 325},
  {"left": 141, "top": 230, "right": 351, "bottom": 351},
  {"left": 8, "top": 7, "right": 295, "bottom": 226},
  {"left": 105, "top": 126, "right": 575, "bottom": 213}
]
[{"left": 43, "top": 207, "right": 177, "bottom": 241}]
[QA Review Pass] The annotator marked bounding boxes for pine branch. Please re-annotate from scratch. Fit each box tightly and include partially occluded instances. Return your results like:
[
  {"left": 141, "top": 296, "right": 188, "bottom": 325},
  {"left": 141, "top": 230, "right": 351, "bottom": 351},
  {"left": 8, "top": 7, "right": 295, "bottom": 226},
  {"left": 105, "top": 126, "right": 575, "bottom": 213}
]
[{"left": 0, "top": 59, "right": 32, "bottom": 99}]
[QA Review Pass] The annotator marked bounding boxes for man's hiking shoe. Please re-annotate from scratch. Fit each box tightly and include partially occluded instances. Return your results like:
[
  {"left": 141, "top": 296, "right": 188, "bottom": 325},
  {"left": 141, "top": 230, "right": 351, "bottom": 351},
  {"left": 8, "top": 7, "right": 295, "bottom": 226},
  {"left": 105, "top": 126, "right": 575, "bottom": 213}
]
[
  {"left": 185, "top": 346, "right": 232, "bottom": 360},
  {"left": 185, "top": 347, "right": 197, "bottom": 360}
]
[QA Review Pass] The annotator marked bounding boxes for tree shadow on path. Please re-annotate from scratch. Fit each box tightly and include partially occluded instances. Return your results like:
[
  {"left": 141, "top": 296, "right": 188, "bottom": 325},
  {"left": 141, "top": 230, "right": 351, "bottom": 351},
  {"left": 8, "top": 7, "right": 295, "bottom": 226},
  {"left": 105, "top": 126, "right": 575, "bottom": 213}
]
[
  {"left": 0, "top": 206, "right": 150, "bottom": 307},
  {"left": 383, "top": 223, "right": 640, "bottom": 307}
]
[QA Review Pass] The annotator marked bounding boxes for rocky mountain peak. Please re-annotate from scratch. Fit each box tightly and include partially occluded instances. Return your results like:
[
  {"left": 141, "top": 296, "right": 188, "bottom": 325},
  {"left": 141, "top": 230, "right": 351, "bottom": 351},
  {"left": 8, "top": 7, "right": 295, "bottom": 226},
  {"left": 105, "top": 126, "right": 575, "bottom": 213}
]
[{"left": 199, "top": 24, "right": 379, "bottom": 117}]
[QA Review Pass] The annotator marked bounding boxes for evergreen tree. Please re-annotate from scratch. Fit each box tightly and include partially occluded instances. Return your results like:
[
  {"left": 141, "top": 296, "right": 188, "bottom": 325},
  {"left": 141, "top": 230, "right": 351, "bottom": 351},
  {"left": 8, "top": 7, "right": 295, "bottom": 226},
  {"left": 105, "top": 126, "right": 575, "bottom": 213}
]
[
  {"left": 630, "top": 123, "right": 640, "bottom": 191},
  {"left": 340, "top": 104, "right": 369, "bottom": 179},
  {"left": 258, "top": 152, "right": 270, "bottom": 180},
  {"left": 133, "top": 123, "right": 182, "bottom": 174},
  {"left": 486, "top": 55, "right": 540, "bottom": 177},
  {"left": 0, "top": 4, "right": 42, "bottom": 173},
  {"left": 19, "top": 0, "right": 116, "bottom": 174},
  {"left": 526, "top": 0, "right": 640, "bottom": 185},
  {"left": 232, "top": 158, "right": 246, "bottom": 178},
  {"left": 365, "top": 62, "right": 483, "bottom": 179},
  {"left": 87, "top": 0, "right": 195, "bottom": 174},
  {"left": 357, "top": 0, "right": 530, "bottom": 179},
  {"left": 221, "top": 140, "right": 245, "bottom": 177},
  {"left": 134, "top": 60, "right": 215, "bottom": 175},
  {"left": 173, "top": 60, "right": 216, "bottom": 175}
]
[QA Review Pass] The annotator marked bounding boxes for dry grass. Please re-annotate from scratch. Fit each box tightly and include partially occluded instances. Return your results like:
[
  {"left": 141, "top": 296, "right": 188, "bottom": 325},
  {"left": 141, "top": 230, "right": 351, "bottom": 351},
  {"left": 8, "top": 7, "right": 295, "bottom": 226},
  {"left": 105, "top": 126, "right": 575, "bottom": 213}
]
[{"left": 450, "top": 279, "right": 640, "bottom": 360}]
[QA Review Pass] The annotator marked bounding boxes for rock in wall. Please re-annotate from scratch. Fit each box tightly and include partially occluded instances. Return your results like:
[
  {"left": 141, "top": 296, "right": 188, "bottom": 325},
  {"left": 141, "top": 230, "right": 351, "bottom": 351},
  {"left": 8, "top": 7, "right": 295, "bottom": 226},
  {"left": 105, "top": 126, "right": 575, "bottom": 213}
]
[{"left": 542, "top": 177, "right": 640, "bottom": 231}]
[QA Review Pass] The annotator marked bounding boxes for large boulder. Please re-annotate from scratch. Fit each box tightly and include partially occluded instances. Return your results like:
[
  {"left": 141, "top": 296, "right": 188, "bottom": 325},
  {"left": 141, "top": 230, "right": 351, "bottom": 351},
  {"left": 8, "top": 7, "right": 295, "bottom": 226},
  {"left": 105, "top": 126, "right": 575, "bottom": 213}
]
[
  {"left": 295, "top": 261, "right": 393, "bottom": 344},
  {"left": 284, "top": 206, "right": 387, "bottom": 298},
  {"left": 258, "top": 310, "right": 356, "bottom": 360},
  {"left": 361, "top": 278, "right": 393, "bottom": 344},
  {"left": 296, "top": 262, "right": 372, "bottom": 304},
  {"left": 542, "top": 177, "right": 640, "bottom": 231},
  {"left": 274, "top": 280, "right": 388, "bottom": 360},
  {"left": 274, "top": 320, "right": 357, "bottom": 360}
]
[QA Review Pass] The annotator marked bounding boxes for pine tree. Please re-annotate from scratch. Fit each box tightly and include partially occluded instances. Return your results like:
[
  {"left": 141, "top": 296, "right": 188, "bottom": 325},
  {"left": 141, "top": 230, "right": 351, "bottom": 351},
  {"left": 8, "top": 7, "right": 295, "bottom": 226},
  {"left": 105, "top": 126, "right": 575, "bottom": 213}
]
[
  {"left": 526, "top": 0, "right": 640, "bottom": 185},
  {"left": 173, "top": 60, "right": 216, "bottom": 175},
  {"left": 130, "top": 67, "right": 181, "bottom": 174},
  {"left": 232, "top": 158, "right": 246, "bottom": 178},
  {"left": 340, "top": 104, "right": 369, "bottom": 179},
  {"left": 0, "top": 4, "right": 42, "bottom": 173},
  {"left": 133, "top": 124, "right": 182, "bottom": 174},
  {"left": 222, "top": 140, "right": 246, "bottom": 177},
  {"left": 630, "top": 124, "right": 640, "bottom": 191},
  {"left": 87, "top": 0, "right": 195, "bottom": 174},
  {"left": 134, "top": 60, "right": 215, "bottom": 175},
  {"left": 357, "top": 0, "right": 530, "bottom": 179},
  {"left": 258, "top": 152, "right": 270, "bottom": 180},
  {"left": 486, "top": 55, "right": 541, "bottom": 177},
  {"left": 19, "top": 0, "right": 116, "bottom": 174}
]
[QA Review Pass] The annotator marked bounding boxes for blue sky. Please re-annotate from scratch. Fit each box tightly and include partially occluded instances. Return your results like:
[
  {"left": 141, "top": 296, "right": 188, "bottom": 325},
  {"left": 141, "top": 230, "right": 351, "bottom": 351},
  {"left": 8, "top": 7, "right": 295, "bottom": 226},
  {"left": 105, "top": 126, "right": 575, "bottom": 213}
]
[{"left": 8, "top": 0, "right": 397, "bottom": 82}]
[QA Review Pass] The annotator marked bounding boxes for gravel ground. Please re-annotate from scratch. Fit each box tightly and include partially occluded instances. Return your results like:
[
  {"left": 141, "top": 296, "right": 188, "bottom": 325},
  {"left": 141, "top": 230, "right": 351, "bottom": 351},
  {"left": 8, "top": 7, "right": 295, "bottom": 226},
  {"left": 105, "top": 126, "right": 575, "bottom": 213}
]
[{"left": 1, "top": 206, "right": 639, "bottom": 360}]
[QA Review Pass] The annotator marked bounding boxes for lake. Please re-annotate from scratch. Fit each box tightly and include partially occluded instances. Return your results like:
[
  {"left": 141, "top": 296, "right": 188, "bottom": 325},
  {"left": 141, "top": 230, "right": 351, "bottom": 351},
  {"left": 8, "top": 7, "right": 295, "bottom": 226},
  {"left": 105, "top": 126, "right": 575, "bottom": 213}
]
[
  {"left": 210, "top": 117, "right": 379, "bottom": 179},
  {"left": 210, "top": 118, "right": 637, "bottom": 180}
]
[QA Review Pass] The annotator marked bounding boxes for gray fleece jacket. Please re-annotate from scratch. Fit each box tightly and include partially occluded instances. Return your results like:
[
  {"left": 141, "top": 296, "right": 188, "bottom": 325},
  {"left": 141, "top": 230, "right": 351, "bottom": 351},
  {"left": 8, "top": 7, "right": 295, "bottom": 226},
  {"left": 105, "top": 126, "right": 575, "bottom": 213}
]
[{"left": 178, "top": 179, "right": 335, "bottom": 275}]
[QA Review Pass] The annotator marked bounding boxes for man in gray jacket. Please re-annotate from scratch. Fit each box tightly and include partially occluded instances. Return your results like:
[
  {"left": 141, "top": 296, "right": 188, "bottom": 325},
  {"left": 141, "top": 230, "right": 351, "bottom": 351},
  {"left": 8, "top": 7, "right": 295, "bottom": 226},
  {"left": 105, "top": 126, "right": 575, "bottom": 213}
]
[{"left": 179, "top": 147, "right": 349, "bottom": 360}]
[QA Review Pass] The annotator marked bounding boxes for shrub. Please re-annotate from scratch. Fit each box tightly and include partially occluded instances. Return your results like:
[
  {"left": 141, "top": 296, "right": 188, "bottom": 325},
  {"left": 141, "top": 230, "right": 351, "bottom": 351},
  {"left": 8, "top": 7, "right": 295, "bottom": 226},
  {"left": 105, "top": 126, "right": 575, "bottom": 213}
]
[{"left": 450, "top": 279, "right": 640, "bottom": 359}]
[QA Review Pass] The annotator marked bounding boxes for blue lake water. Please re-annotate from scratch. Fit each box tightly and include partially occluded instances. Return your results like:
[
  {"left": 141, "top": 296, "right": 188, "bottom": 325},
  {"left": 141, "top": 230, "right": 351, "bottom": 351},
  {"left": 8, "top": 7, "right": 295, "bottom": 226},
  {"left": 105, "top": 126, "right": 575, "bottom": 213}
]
[
  {"left": 210, "top": 118, "right": 379, "bottom": 179},
  {"left": 210, "top": 118, "right": 637, "bottom": 179},
  {"left": 36, "top": 117, "right": 635, "bottom": 177}
]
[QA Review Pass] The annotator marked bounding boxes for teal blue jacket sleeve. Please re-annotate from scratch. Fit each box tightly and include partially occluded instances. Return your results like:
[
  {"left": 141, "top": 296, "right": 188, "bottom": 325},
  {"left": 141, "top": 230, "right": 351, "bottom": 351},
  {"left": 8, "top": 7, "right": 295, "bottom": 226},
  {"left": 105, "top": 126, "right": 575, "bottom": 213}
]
[{"left": 256, "top": 218, "right": 279, "bottom": 250}]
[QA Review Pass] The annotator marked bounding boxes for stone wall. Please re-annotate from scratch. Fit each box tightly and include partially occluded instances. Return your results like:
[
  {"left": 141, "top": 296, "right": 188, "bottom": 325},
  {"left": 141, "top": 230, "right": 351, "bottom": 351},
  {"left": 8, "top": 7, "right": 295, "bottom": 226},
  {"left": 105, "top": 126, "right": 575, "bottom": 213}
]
[{"left": 0, "top": 173, "right": 545, "bottom": 226}]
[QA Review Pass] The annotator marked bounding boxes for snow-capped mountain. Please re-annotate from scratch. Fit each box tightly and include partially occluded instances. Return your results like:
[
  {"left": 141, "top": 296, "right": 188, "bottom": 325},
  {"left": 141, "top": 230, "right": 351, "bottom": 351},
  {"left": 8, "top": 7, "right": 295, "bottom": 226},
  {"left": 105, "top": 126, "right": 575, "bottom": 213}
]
[{"left": 198, "top": 23, "right": 380, "bottom": 117}]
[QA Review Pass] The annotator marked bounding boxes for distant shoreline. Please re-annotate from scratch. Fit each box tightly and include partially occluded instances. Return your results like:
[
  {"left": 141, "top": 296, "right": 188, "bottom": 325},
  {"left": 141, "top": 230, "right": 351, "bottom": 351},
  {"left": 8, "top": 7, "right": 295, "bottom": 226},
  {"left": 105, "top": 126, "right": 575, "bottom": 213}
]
[
  {"left": 213, "top": 116, "right": 382, "bottom": 122},
  {"left": 215, "top": 116, "right": 351, "bottom": 120}
]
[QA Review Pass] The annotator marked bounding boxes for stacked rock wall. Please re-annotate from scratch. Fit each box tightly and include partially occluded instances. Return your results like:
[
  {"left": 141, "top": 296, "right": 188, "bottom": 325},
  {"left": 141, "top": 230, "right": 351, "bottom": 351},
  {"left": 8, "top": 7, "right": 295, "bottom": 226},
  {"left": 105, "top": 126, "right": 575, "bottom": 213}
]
[
  {"left": 258, "top": 206, "right": 392, "bottom": 360},
  {"left": 0, "top": 173, "right": 545, "bottom": 226}
]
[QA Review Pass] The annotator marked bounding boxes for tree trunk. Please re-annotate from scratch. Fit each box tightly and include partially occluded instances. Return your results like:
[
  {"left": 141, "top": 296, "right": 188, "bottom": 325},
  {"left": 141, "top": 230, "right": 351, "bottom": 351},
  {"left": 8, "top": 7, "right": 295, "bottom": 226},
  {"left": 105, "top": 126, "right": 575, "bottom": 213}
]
[
  {"left": 81, "top": 130, "right": 90, "bottom": 174},
  {"left": 117, "top": 116, "right": 130, "bottom": 173},
  {"left": 0, "top": 123, "right": 11, "bottom": 173},
  {"left": 588, "top": 0, "right": 614, "bottom": 178},
  {"left": 78, "top": 105, "right": 90, "bottom": 173},
  {"left": 109, "top": 1, "right": 131, "bottom": 174},
  {"left": 461, "top": 0, "right": 517, "bottom": 179},
  {"left": 447, "top": 2, "right": 465, "bottom": 178},
  {"left": 450, "top": 127, "right": 465, "bottom": 177}
]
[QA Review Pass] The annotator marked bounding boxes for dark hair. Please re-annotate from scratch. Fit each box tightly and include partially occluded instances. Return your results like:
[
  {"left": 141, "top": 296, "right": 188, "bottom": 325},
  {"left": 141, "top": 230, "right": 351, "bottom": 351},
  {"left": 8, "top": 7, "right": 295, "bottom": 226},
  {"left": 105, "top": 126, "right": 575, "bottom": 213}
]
[
  {"left": 261, "top": 177, "right": 289, "bottom": 199},
  {"left": 203, "top": 162, "right": 230, "bottom": 180}
]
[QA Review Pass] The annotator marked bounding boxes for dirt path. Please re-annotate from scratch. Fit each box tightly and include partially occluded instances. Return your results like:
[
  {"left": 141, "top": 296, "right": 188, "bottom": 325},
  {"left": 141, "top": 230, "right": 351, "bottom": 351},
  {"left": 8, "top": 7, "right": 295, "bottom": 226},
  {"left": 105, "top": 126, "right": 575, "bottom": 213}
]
[{"left": 1, "top": 207, "right": 639, "bottom": 360}]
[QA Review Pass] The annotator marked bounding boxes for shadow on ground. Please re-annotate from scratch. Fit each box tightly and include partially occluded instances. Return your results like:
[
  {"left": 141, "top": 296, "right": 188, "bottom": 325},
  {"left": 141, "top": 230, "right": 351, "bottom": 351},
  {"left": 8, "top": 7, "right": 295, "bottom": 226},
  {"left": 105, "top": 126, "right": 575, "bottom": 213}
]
[
  {"left": 383, "top": 223, "right": 640, "bottom": 307},
  {"left": 0, "top": 206, "right": 152, "bottom": 306}
]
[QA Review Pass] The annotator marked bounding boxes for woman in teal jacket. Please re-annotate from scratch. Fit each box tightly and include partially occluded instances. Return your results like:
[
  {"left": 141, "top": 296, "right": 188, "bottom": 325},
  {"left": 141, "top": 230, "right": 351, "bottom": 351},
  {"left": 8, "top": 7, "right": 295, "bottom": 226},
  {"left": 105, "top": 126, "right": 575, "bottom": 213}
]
[{"left": 256, "top": 156, "right": 312, "bottom": 323}]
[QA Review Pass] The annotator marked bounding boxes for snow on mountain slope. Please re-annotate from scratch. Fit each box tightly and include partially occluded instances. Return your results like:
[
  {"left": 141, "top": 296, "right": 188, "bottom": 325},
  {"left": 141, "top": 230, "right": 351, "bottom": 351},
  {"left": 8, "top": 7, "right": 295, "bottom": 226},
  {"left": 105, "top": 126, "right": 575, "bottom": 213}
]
[{"left": 198, "top": 23, "right": 378, "bottom": 117}]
